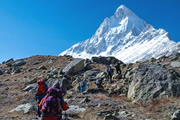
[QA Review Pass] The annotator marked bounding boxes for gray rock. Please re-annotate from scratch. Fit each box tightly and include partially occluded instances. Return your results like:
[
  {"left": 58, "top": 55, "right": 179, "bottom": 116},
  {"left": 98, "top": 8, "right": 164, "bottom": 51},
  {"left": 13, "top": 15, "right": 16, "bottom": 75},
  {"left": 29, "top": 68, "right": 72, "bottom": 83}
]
[
  {"left": 84, "top": 69, "right": 101, "bottom": 81},
  {"left": 27, "top": 67, "right": 35, "bottom": 72},
  {"left": 66, "top": 105, "right": 86, "bottom": 114},
  {"left": 80, "top": 96, "right": 91, "bottom": 104},
  {"left": 91, "top": 56, "right": 123, "bottom": 65},
  {"left": 38, "top": 65, "right": 47, "bottom": 70},
  {"left": 47, "top": 68, "right": 58, "bottom": 77},
  {"left": 5, "top": 58, "right": 14, "bottom": 66},
  {"left": 22, "top": 83, "right": 36, "bottom": 91},
  {"left": 12, "top": 59, "right": 26, "bottom": 67},
  {"left": 9, "top": 103, "right": 33, "bottom": 114},
  {"left": 32, "top": 61, "right": 42, "bottom": 65},
  {"left": 25, "top": 78, "right": 37, "bottom": 85},
  {"left": 128, "top": 64, "right": 180, "bottom": 102},
  {"left": 171, "top": 61, "right": 180, "bottom": 68},
  {"left": 104, "top": 114, "right": 118, "bottom": 120},
  {"left": 11, "top": 67, "right": 21, "bottom": 75},
  {"left": 74, "top": 83, "right": 80, "bottom": 92},
  {"left": 171, "top": 110, "right": 180, "bottom": 120},
  {"left": 62, "top": 58, "right": 85, "bottom": 75},
  {"left": 96, "top": 72, "right": 106, "bottom": 79},
  {"left": 47, "top": 78, "right": 60, "bottom": 88}
]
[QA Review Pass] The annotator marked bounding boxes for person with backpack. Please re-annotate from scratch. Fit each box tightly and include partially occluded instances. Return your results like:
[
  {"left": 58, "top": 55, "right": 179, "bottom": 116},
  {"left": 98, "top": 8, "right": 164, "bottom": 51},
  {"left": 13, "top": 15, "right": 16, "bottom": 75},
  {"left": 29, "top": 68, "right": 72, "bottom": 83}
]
[
  {"left": 106, "top": 65, "right": 113, "bottom": 83},
  {"left": 35, "top": 80, "right": 48, "bottom": 117},
  {"left": 114, "top": 62, "right": 122, "bottom": 79},
  {"left": 39, "top": 88, "right": 69, "bottom": 120},
  {"left": 96, "top": 77, "right": 104, "bottom": 89},
  {"left": 80, "top": 79, "right": 88, "bottom": 94},
  {"left": 114, "top": 62, "right": 121, "bottom": 74}
]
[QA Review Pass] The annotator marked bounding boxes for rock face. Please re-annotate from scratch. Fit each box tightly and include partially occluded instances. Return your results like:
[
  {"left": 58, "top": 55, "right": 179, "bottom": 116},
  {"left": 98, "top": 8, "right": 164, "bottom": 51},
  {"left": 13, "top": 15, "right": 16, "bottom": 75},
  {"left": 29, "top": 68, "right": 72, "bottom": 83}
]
[
  {"left": 128, "top": 64, "right": 180, "bottom": 102},
  {"left": 62, "top": 58, "right": 85, "bottom": 75},
  {"left": 84, "top": 69, "right": 101, "bottom": 81},
  {"left": 91, "top": 56, "right": 122, "bottom": 65}
]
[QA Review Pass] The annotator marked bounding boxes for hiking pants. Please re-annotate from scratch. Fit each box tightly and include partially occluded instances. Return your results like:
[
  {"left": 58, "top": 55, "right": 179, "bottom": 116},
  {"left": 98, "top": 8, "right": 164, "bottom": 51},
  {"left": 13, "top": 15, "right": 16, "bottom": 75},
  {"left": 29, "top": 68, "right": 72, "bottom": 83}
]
[
  {"left": 36, "top": 97, "right": 43, "bottom": 117},
  {"left": 80, "top": 87, "right": 86, "bottom": 93},
  {"left": 107, "top": 73, "right": 112, "bottom": 83}
]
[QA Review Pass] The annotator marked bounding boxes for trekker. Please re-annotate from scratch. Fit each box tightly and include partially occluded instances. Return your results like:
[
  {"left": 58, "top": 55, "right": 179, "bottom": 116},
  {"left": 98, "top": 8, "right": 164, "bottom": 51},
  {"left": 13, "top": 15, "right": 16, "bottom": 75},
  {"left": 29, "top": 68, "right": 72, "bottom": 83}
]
[
  {"left": 39, "top": 88, "right": 69, "bottom": 120},
  {"left": 80, "top": 80, "right": 88, "bottom": 94},
  {"left": 106, "top": 65, "right": 113, "bottom": 83},
  {"left": 114, "top": 62, "right": 121, "bottom": 74},
  {"left": 114, "top": 62, "right": 122, "bottom": 79},
  {"left": 35, "top": 80, "right": 48, "bottom": 117},
  {"left": 96, "top": 77, "right": 104, "bottom": 89}
]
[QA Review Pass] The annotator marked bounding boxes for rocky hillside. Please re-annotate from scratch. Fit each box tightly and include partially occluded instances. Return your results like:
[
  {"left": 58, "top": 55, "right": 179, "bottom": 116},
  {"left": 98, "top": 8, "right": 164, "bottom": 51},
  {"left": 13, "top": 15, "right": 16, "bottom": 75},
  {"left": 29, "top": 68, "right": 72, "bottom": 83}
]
[{"left": 0, "top": 54, "right": 180, "bottom": 120}]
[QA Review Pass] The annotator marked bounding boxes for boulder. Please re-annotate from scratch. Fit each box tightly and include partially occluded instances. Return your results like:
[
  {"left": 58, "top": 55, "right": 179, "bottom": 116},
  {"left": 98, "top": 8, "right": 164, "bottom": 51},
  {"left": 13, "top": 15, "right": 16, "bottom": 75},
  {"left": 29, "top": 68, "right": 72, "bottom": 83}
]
[
  {"left": 9, "top": 103, "right": 33, "bottom": 114},
  {"left": 5, "top": 58, "right": 14, "bottom": 66},
  {"left": 171, "top": 110, "right": 180, "bottom": 120},
  {"left": 84, "top": 69, "right": 101, "bottom": 81},
  {"left": 12, "top": 59, "right": 26, "bottom": 67},
  {"left": 96, "top": 72, "right": 106, "bottom": 79},
  {"left": 46, "top": 78, "right": 60, "bottom": 88},
  {"left": 62, "top": 58, "right": 85, "bottom": 75},
  {"left": 171, "top": 61, "right": 180, "bottom": 68},
  {"left": 128, "top": 64, "right": 180, "bottom": 102},
  {"left": 38, "top": 65, "right": 47, "bottom": 70},
  {"left": 22, "top": 83, "right": 36, "bottom": 91},
  {"left": 25, "top": 78, "right": 37, "bottom": 85},
  {"left": 104, "top": 114, "right": 119, "bottom": 120},
  {"left": 32, "top": 61, "right": 42, "bottom": 65},
  {"left": 66, "top": 105, "right": 86, "bottom": 114},
  {"left": 11, "top": 67, "right": 22, "bottom": 75}
]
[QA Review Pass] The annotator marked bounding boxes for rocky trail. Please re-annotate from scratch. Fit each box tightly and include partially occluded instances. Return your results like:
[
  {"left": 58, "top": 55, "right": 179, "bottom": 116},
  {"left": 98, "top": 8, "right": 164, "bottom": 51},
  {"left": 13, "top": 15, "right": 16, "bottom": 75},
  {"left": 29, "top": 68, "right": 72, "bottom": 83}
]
[{"left": 0, "top": 54, "right": 180, "bottom": 120}]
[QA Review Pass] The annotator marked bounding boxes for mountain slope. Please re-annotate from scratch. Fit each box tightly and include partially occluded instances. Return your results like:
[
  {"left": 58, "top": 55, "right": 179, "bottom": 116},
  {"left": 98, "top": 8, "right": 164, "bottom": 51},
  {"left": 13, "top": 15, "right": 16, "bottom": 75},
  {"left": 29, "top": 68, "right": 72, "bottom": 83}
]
[{"left": 60, "top": 5, "right": 180, "bottom": 63}]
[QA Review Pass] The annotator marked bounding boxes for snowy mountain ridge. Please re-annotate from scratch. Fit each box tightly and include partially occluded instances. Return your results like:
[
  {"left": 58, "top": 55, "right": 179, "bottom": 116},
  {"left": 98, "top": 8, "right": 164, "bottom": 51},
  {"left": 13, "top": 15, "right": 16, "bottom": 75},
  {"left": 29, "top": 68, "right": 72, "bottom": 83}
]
[{"left": 59, "top": 5, "right": 180, "bottom": 63}]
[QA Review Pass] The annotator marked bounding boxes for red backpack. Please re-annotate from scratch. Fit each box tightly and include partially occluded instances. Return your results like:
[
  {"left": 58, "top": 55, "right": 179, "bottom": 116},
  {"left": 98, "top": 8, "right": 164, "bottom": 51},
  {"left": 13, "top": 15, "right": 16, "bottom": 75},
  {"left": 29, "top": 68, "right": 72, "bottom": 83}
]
[{"left": 36, "top": 80, "right": 46, "bottom": 96}]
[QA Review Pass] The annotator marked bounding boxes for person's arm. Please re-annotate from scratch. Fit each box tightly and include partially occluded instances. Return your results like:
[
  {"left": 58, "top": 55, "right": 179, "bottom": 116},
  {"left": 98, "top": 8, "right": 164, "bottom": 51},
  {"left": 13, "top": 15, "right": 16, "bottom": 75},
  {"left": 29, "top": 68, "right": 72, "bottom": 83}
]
[
  {"left": 34, "top": 85, "right": 37, "bottom": 97},
  {"left": 38, "top": 98, "right": 44, "bottom": 110},
  {"left": 45, "top": 83, "right": 48, "bottom": 91}
]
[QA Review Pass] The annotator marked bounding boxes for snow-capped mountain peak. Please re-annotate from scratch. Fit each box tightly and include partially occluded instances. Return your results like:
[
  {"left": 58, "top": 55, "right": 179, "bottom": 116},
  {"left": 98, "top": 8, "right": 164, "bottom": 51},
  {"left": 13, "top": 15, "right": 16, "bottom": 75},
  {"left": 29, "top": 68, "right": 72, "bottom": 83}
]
[{"left": 59, "top": 5, "right": 179, "bottom": 63}]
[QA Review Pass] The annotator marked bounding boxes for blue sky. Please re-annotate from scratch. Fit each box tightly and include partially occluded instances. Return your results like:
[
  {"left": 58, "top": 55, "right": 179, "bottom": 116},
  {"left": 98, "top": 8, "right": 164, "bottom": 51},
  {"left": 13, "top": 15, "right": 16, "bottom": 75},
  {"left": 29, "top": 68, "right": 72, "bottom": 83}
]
[{"left": 0, "top": 0, "right": 179, "bottom": 63}]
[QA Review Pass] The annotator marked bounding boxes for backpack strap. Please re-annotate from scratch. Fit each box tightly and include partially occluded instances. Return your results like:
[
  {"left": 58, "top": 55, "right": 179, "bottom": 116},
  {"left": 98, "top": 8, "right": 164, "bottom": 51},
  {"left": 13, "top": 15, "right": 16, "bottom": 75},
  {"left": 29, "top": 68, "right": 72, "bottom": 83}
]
[{"left": 57, "top": 99, "right": 61, "bottom": 113}]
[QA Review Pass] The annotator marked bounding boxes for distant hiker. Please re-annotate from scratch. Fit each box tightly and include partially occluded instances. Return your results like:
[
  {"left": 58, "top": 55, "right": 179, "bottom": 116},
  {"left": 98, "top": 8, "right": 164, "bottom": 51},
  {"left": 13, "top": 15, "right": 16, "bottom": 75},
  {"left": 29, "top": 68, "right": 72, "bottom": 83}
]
[
  {"left": 35, "top": 80, "right": 48, "bottom": 117},
  {"left": 96, "top": 77, "right": 104, "bottom": 89},
  {"left": 106, "top": 65, "right": 113, "bottom": 83},
  {"left": 39, "top": 88, "right": 69, "bottom": 120},
  {"left": 114, "top": 62, "right": 122, "bottom": 79},
  {"left": 114, "top": 62, "right": 121, "bottom": 74},
  {"left": 80, "top": 79, "right": 88, "bottom": 94}
]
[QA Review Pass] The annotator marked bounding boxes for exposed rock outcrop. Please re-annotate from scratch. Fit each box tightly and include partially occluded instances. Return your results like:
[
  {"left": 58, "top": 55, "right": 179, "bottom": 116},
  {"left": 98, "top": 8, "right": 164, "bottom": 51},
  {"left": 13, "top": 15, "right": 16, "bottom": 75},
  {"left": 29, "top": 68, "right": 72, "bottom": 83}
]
[{"left": 128, "top": 64, "right": 180, "bottom": 102}]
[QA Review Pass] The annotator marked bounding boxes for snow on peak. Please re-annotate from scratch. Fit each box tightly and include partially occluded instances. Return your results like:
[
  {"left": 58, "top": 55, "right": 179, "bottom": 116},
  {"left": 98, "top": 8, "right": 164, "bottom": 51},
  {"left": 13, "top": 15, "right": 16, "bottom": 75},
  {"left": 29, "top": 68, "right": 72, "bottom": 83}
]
[{"left": 59, "top": 5, "right": 179, "bottom": 63}]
